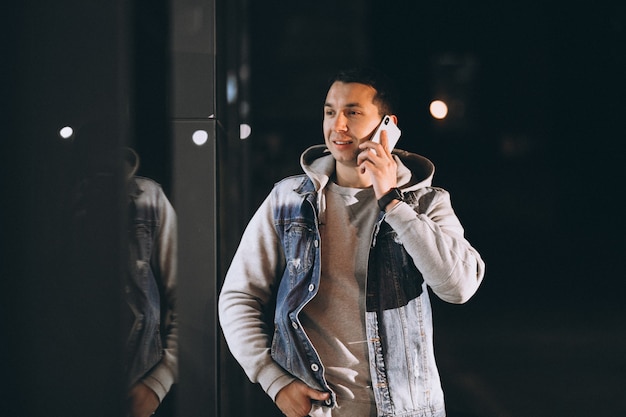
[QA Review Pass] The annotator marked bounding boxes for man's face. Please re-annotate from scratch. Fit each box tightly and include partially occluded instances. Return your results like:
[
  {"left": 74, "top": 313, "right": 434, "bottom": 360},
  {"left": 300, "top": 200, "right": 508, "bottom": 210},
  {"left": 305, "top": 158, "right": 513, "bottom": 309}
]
[{"left": 323, "top": 81, "right": 382, "bottom": 166}]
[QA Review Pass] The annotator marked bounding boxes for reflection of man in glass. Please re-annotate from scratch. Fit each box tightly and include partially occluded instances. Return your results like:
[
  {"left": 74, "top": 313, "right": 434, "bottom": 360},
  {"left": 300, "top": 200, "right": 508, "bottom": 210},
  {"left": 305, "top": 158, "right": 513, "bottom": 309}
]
[{"left": 124, "top": 148, "right": 178, "bottom": 417}]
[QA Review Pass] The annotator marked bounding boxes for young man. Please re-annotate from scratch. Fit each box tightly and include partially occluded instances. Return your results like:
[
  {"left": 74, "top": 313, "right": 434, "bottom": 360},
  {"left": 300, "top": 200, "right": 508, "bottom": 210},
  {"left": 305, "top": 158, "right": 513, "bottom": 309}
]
[{"left": 219, "top": 68, "right": 485, "bottom": 417}]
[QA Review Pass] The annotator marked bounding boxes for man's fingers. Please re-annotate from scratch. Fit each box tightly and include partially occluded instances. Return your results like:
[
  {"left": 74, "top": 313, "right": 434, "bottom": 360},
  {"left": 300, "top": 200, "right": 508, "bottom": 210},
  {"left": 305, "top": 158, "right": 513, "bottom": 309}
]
[
  {"left": 306, "top": 387, "right": 330, "bottom": 401},
  {"left": 276, "top": 380, "right": 330, "bottom": 417},
  {"left": 380, "top": 129, "right": 389, "bottom": 152}
]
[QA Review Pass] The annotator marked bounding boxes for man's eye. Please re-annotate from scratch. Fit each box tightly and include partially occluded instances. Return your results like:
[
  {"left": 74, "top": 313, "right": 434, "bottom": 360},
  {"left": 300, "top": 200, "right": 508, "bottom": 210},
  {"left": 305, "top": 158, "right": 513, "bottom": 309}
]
[{"left": 324, "top": 110, "right": 335, "bottom": 116}]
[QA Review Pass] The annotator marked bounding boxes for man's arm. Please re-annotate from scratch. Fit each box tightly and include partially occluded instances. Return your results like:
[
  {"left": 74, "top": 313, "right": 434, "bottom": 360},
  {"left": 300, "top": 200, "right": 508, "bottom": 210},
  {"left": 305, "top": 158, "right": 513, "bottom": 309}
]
[
  {"left": 136, "top": 188, "right": 178, "bottom": 412},
  {"left": 384, "top": 188, "right": 485, "bottom": 304},
  {"left": 358, "top": 132, "right": 484, "bottom": 303},
  {"left": 218, "top": 194, "right": 295, "bottom": 400},
  {"left": 128, "top": 382, "right": 160, "bottom": 417}
]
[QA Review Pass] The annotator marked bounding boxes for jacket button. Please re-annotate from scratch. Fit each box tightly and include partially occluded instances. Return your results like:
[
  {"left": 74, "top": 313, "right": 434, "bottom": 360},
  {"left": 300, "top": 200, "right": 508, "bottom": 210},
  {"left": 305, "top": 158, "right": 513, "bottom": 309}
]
[
  {"left": 308, "top": 284, "right": 315, "bottom": 292},
  {"left": 291, "top": 321, "right": 299, "bottom": 329},
  {"left": 310, "top": 363, "right": 319, "bottom": 372},
  {"left": 314, "top": 240, "right": 319, "bottom": 248}
]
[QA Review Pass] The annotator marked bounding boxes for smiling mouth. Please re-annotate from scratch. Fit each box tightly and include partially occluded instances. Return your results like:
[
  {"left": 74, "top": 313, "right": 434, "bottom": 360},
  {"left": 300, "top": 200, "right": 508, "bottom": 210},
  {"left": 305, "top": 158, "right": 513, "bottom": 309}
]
[{"left": 332, "top": 136, "right": 353, "bottom": 145}]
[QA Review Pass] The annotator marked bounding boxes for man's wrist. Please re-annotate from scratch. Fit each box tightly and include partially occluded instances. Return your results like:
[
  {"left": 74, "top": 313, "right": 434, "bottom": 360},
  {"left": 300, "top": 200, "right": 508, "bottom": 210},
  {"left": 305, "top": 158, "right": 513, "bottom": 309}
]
[
  {"left": 385, "top": 199, "right": 401, "bottom": 212},
  {"left": 377, "top": 187, "right": 403, "bottom": 211}
]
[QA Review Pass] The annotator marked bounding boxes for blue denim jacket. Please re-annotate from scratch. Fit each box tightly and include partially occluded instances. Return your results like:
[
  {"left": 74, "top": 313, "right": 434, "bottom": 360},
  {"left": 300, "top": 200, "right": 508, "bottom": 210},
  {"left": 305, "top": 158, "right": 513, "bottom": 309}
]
[
  {"left": 272, "top": 176, "right": 450, "bottom": 417},
  {"left": 125, "top": 176, "right": 178, "bottom": 401},
  {"left": 219, "top": 147, "right": 484, "bottom": 417}
]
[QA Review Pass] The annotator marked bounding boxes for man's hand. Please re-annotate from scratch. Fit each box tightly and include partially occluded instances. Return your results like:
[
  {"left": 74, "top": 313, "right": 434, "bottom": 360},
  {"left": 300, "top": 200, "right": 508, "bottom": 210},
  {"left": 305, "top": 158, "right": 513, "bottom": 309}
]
[
  {"left": 128, "top": 382, "right": 160, "bottom": 417},
  {"left": 275, "top": 380, "right": 330, "bottom": 417},
  {"left": 358, "top": 129, "right": 398, "bottom": 199}
]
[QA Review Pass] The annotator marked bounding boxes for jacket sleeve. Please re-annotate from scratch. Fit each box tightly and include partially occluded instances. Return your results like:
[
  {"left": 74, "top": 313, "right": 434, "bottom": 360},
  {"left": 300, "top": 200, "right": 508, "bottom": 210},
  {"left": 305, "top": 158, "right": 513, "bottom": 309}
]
[
  {"left": 142, "top": 188, "right": 178, "bottom": 402},
  {"left": 218, "top": 194, "right": 296, "bottom": 400},
  {"left": 383, "top": 187, "right": 485, "bottom": 304}
]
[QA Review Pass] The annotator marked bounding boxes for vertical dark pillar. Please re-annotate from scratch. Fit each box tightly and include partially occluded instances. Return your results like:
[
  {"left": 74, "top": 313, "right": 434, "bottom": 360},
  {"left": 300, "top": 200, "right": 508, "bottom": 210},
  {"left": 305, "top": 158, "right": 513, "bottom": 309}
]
[
  {"left": 169, "top": 1, "right": 220, "bottom": 416},
  {"left": 1, "top": 1, "right": 131, "bottom": 416},
  {"left": 171, "top": 119, "right": 220, "bottom": 417}
]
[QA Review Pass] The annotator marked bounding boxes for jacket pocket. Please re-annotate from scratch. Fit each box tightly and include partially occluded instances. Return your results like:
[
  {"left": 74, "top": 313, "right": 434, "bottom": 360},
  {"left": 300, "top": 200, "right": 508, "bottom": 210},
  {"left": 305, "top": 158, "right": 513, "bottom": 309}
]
[{"left": 283, "top": 221, "right": 316, "bottom": 284}]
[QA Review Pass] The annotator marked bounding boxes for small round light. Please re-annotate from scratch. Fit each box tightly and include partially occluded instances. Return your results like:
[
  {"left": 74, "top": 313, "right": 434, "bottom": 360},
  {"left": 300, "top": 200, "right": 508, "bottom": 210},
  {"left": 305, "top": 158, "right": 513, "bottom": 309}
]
[
  {"left": 429, "top": 100, "right": 448, "bottom": 120},
  {"left": 192, "top": 130, "right": 209, "bottom": 146},
  {"left": 59, "top": 126, "right": 74, "bottom": 139},
  {"left": 240, "top": 123, "right": 251, "bottom": 140}
]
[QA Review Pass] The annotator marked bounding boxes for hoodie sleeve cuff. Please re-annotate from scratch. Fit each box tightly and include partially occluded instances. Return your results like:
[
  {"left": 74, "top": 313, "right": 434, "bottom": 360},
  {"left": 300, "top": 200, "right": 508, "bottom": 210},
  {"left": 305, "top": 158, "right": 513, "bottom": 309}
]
[
  {"left": 141, "top": 361, "right": 176, "bottom": 402},
  {"left": 256, "top": 363, "right": 296, "bottom": 401},
  {"left": 265, "top": 373, "right": 297, "bottom": 401}
]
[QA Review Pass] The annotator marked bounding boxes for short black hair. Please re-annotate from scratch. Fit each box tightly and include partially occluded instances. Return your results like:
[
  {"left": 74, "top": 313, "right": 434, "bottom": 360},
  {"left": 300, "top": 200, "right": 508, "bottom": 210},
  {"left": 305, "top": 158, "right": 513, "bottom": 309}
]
[{"left": 328, "top": 67, "right": 399, "bottom": 116}]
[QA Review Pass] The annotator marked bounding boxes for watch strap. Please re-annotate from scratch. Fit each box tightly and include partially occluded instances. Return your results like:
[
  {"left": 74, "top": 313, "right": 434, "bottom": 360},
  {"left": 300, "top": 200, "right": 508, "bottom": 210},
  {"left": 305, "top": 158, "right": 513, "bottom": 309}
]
[{"left": 377, "top": 187, "right": 403, "bottom": 211}]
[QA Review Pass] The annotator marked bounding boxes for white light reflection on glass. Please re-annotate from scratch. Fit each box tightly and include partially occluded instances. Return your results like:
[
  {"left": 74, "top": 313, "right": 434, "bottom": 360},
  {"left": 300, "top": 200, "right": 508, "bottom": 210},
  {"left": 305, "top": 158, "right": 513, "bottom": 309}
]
[
  {"left": 239, "top": 124, "right": 251, "bottom": 140},
  {"left": 192, "top": 130, "right": 209, "bottom": 146}
]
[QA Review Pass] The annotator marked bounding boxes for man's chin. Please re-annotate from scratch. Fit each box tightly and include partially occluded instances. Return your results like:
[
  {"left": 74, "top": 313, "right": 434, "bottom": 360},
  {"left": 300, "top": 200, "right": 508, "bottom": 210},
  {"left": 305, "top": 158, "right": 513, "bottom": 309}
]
[{"left": 333, "top": 154, "right": 359, "bottom": 167}]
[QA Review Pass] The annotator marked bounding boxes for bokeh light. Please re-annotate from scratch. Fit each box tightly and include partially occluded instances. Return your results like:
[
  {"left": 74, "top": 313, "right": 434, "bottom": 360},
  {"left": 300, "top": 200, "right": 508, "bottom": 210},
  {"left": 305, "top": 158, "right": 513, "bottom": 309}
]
[
  {"left": 192, "top": 129, "right": 209, "bottom": 146},
  {"left": 429, "top": 100, "right": 448, "bottom": 120}
]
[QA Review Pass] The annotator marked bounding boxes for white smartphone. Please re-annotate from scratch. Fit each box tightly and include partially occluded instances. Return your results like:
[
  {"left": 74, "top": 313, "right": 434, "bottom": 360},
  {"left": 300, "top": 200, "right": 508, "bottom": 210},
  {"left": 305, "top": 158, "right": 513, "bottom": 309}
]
[{"left": 370, "top": 115, "right": 401, "bottom": 152}]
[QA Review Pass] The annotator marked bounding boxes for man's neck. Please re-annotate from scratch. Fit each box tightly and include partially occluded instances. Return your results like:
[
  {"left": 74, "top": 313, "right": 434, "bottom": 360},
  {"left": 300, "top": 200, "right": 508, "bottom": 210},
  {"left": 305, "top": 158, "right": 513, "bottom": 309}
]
[{"left": 333, "top": 163, "right": 372, "bottom": 189}]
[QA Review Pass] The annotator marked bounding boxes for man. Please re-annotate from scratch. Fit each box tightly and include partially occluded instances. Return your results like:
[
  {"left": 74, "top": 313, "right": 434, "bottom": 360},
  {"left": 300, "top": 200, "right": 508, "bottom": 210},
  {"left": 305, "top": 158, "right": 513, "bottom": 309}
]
[
  {"left": 219, "top": 67, "right": 485, "bottom": 417},
  {"left": 123, "top": 148, "right": 178, "bottom": 417}
]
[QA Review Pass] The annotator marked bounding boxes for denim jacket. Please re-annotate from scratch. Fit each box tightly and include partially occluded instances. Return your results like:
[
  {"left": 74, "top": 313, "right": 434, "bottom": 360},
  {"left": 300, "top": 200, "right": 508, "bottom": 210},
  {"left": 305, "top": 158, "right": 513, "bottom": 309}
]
[
  {"left": 125, "top": 175, "right": 178, "bottom": 401},
  {"left": 219, "top": 145, "right": 485, "bottom": 416}
]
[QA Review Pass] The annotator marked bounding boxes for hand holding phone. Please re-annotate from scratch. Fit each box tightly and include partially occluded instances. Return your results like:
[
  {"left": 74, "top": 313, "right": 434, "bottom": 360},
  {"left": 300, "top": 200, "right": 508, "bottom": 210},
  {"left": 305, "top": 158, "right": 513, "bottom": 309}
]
[{"left": 370, "top": 115, "right": 401, "bottom": 152}]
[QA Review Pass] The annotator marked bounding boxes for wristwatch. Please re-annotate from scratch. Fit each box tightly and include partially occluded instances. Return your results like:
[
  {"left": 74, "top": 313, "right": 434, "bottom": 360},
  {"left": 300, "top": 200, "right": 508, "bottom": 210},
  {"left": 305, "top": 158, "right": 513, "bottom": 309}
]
[{"left": 377, "top": 187, "right": 403, "bottom": 211}]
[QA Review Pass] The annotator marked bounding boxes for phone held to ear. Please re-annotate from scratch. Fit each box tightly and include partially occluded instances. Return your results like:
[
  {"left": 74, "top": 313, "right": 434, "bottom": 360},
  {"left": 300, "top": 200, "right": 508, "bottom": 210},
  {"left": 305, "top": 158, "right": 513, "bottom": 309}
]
[{"left": 371, "top": 115, "right": 401, "bottom": 152}]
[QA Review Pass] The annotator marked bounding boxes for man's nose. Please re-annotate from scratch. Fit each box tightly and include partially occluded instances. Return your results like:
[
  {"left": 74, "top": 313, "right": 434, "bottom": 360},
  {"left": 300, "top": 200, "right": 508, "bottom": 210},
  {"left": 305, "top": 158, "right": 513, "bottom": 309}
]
[{"left": 334, "top": 113, "right": 348, "bottom": 132}]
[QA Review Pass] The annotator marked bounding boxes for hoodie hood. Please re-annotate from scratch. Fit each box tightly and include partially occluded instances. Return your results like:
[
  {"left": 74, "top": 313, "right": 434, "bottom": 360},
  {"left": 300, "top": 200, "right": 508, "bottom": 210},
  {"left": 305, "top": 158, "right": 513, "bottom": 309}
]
[{"left": 300, "top": 144, "right": 435, "bottom": 193}]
